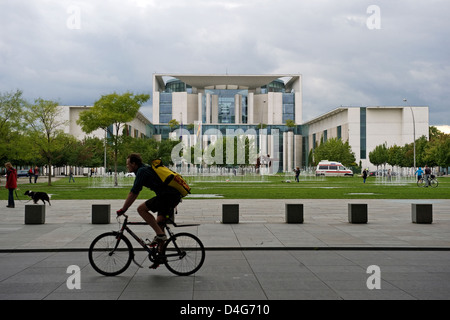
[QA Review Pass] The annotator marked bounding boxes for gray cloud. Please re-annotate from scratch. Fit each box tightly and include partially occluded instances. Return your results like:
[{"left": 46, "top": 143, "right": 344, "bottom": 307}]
[{"left": 1, "top": 0, "right": 449, "bottom": 124}]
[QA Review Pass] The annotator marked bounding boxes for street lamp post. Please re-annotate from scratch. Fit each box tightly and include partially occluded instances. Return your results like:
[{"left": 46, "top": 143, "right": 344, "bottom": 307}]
[{"left": 403, "top": 99, "right": 416, "bottom": 172}]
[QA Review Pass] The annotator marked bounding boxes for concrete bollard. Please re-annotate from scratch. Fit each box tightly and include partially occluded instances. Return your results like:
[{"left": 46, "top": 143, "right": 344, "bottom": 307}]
[
  {"left": 285, "top": 204, "right": 304, "bottom": 223},
  {"left": 222, "top": 204, "right": 239, "bottom": 224},
  {"left": 412, "top": 204, "right": 432, "bottom": 224},
  {"left": 92, "top": 204, "right": 111, "bottom": 224},
  {"left": 25, "top": 204, "right": 46, "bottom": 224},
  {"left": 348, "top": 203, "right": 368, "bottom": 224}
]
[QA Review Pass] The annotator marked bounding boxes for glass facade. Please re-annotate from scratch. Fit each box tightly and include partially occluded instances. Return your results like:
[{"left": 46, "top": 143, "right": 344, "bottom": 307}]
[
  {"left": 261, "top": 79, "right": 285, "bottom": 93},
  {"left": 165, "top": 79, "right": 192, "bottom": 93},
  {"left": 153, "top": 76, "right": 302, "bottom": 172},
  {"left": 158, "top": 78, "right": 295, "bottom": 125},
  {"left": 204, "top": 89, "right": 248, "bottom": 124},
  {"left": 282, "top": 93, "right": 295, "bottom": 123},
  {"left": 159, "top": 93, "right": 173, "bottom": 123}
]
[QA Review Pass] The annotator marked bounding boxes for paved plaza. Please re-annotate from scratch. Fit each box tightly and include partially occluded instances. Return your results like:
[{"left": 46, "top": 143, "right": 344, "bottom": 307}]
[{"left": 1, "top": 198, "right": 449, "bottom": 300}]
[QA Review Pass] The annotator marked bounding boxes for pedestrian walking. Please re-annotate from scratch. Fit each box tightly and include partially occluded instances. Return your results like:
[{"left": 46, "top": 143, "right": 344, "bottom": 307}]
[
  {"left": 294, "top": 167, "right": 300, "bottom": 182},
  {"left": 34, "top": 166, "right": 39, "bottom": 183},
  {"left": 69, "top": 170, "right": 75, "bottom": 183},
  {"left": 362, "top": 168, "right": 368, "bottom": 183}
]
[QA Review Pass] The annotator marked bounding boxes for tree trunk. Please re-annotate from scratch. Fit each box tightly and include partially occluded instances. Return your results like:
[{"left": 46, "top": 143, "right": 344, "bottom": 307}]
[{"left": 47, "top": 159, "right": 52, "bottom": 186}]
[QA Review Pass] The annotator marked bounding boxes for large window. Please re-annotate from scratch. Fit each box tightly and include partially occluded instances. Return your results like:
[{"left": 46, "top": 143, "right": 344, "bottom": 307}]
[
  {"left": 360, "top": 107, "right": 367, "bottom": 159},
  {"left": 204, "top": 89, "right": 248, "bottom": 124},
  {"left": 159, "top": 93, "right": 172, "bottom": 123},
  {"left": 282, "top": 93, "right": 295, "bottom": 123}
]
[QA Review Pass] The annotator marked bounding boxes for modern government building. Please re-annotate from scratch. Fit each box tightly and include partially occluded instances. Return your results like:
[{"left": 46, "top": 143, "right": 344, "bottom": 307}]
[
  {"left": 149, "top": 73, "right": 429, "bottom": 172},
  {"left": 61, "top": 73, "right": 429, "bottom": 173}
]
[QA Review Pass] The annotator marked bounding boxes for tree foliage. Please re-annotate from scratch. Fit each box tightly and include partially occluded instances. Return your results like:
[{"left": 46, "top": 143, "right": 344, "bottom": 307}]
[
  {"left": 369, "top": 126, "right": 450, "bottom": 172},
  {"left": 23, "top": 98, "right": 69, "bottom": 185},
  {"left": 313, "top": 138, "right": 356, "bottom": 167},
  {"left": 77, "top": 92, "right": 150, "bottom": 185}
]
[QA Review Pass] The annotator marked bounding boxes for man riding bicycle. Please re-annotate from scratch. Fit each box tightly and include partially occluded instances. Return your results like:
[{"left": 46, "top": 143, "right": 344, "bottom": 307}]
[{"left": 117, "top": 153, "right": 182, "bottom": 249}]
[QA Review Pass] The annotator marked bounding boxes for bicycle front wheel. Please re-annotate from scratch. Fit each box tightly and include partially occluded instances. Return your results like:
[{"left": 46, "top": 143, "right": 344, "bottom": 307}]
[
  {"left": 430, "top": 179, "right": 439, "bottom": 188},
  {"left": 88, "top": 232, "right": 133, "bottom": 276},
  {"left": 162, "top": 233, "right": 205, "bottom": 276}
]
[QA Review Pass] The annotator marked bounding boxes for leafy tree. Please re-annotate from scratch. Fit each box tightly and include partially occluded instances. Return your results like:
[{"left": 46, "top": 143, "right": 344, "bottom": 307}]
[
  {"left": 168, "top": 119, "right": 180, "bottom": 131},
  {"left": 387, "top": 144, "right": 403, "bottom": 168},
  {"left": 313, "top": 138, "right": 356, "bottom": 167},
  {"left": 0, "top": 89, "right": 27, "bottom": 164},
  {"left": 425, "top": 130, "right": 450, "bottom": 173},
  {"left": 77, "top": 92, "right": 150, "bottom": 185},
  {"left": 67, "top": 137, "right": 105, "bottom": 168},
  {"left": 285, "top": 119, "right": 296, "bottom": 130},
  {"left": 369, "top": 143, "right": 388, "bottom": 170},
  {"left": 23, "top": 98, "right": 69, "bottom": 185}
]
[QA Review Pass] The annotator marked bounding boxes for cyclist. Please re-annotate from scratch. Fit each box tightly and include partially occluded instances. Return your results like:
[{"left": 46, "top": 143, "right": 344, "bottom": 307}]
[{"left": 117, "top": 153, "right": 182, "bottom": 258}]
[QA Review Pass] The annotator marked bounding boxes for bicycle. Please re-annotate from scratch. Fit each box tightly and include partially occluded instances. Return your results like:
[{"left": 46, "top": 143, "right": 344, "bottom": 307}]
[
  {"left": 417, "top": 175, "right": 439, "bottom": 188},
  {"left": 88, "top": 213, "right": 205, "bottom": 276}
]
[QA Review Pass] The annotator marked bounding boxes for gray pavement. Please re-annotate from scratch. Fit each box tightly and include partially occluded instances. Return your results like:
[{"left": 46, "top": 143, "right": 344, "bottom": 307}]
[{"left": 1, "top": 199, "right": 450, "bottom": 300}]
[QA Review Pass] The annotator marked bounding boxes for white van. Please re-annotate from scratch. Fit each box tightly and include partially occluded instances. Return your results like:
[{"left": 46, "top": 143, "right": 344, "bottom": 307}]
[{"left": 315, "top": 160, "right": 353, "bottom": 176}]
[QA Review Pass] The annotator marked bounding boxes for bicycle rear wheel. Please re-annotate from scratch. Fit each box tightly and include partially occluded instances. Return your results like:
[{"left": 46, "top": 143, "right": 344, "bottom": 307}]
[
  {"left": 88, "top": 232, "right": 133, "bottom": 276},
  {"left": 417, "top": 179, "right": 425, "bottom": 187},
  {"left": 162, "top": 233, "right": 205, "bottom": 276}
]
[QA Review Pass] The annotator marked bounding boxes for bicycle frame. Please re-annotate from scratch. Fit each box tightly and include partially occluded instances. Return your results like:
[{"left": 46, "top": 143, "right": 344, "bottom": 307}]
[
  {"left": 114, "top": 214, "right": 193, "bottom": 267},
  {"left": 89, "top": 213, "right": 205, "bottom": 276}
]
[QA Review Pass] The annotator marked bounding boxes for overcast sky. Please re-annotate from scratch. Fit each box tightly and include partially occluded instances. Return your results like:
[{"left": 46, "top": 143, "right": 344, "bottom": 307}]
[{"left": 1, "top": 0, "right": 449, "bottom": 125}]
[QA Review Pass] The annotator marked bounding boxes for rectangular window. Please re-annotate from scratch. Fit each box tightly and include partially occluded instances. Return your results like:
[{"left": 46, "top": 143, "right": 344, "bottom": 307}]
[
  {"left": 282, "top": 93, "right": 295, "bottom": 123},
  {"left": 313, "top": 133, "right": 316, "bottom": 149},
  {"left": 360, "top": 107, "right": 367, "bottom": 159},
  {"left": 159, "top": 93, "right": 172, "bottom": 124}
]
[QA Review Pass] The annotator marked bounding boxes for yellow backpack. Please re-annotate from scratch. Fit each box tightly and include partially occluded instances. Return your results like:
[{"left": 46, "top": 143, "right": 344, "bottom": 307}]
[{"left": 151, "top": 159, "right": 191, "bottom": 197}]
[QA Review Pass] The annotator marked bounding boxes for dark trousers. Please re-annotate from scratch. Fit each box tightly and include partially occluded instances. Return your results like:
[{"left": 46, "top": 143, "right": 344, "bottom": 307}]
[{"left": 8, "top": 188, "right": 15, "bottom": 207}]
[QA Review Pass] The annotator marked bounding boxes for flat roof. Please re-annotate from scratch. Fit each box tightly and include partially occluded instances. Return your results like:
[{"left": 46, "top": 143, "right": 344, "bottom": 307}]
[{"left": 154, "top": 74, "right": 301, "bottom": 90}]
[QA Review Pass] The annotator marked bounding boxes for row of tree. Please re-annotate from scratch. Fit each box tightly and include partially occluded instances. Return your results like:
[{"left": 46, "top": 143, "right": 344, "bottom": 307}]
[
  {"left": 309, "top": 127, "right": 450, "bottom": 173},
  {"left": 369, "top": 128, "right": 450, "bottom": 172},
  {"left": 0, "top": 89, "right": 179, "bottom": 186}
]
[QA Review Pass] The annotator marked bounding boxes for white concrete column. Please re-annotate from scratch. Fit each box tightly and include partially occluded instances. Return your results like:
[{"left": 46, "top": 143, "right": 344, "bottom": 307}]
[
  {"left": 153, "top": 92, "right": 160, "bottom": 124},
  {"left": 248, "top": 92, "right": 254, "bottom": 124},
  {"left": 212, "top": 95, "right": 219, "bottom": 123},
  {"left": 206, "top": 93, "right": 211, "bottom": 124},
  {"left": 287, "top": 131, "right": 294, "bottom": 172},
  {"left": 235, "top": 94, "right": 241, "bottom": 124},
  {"left": 197, "top": 92, "right": 202, "bottom": 122}
]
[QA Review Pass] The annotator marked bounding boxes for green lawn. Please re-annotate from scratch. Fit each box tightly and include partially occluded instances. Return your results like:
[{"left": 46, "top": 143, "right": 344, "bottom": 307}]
[{"left": 2, "top": 174, "right": 449, "bottom": 200}]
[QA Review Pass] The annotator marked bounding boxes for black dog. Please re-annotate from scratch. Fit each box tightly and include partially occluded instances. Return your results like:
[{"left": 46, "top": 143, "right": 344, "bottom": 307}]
[{"left": 24, "top": 190, "right": 51, "bottom": 206}]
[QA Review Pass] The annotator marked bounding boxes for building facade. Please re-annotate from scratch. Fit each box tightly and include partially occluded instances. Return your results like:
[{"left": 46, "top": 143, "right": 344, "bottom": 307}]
[
  {"left": 151, "top": 74, "right": 303, "bottom": 172},
  {"left": 150, "top": 74, "right": 430, "bottom": 172},
  {"left": 60, "top": 105, "right": 152, "bottom": 140},
  {"left": 152, "top": 74, "right": 302, "bottom": 126},
  {"left": 303, "top": 106, "right": 429, "bottom": 170}
]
